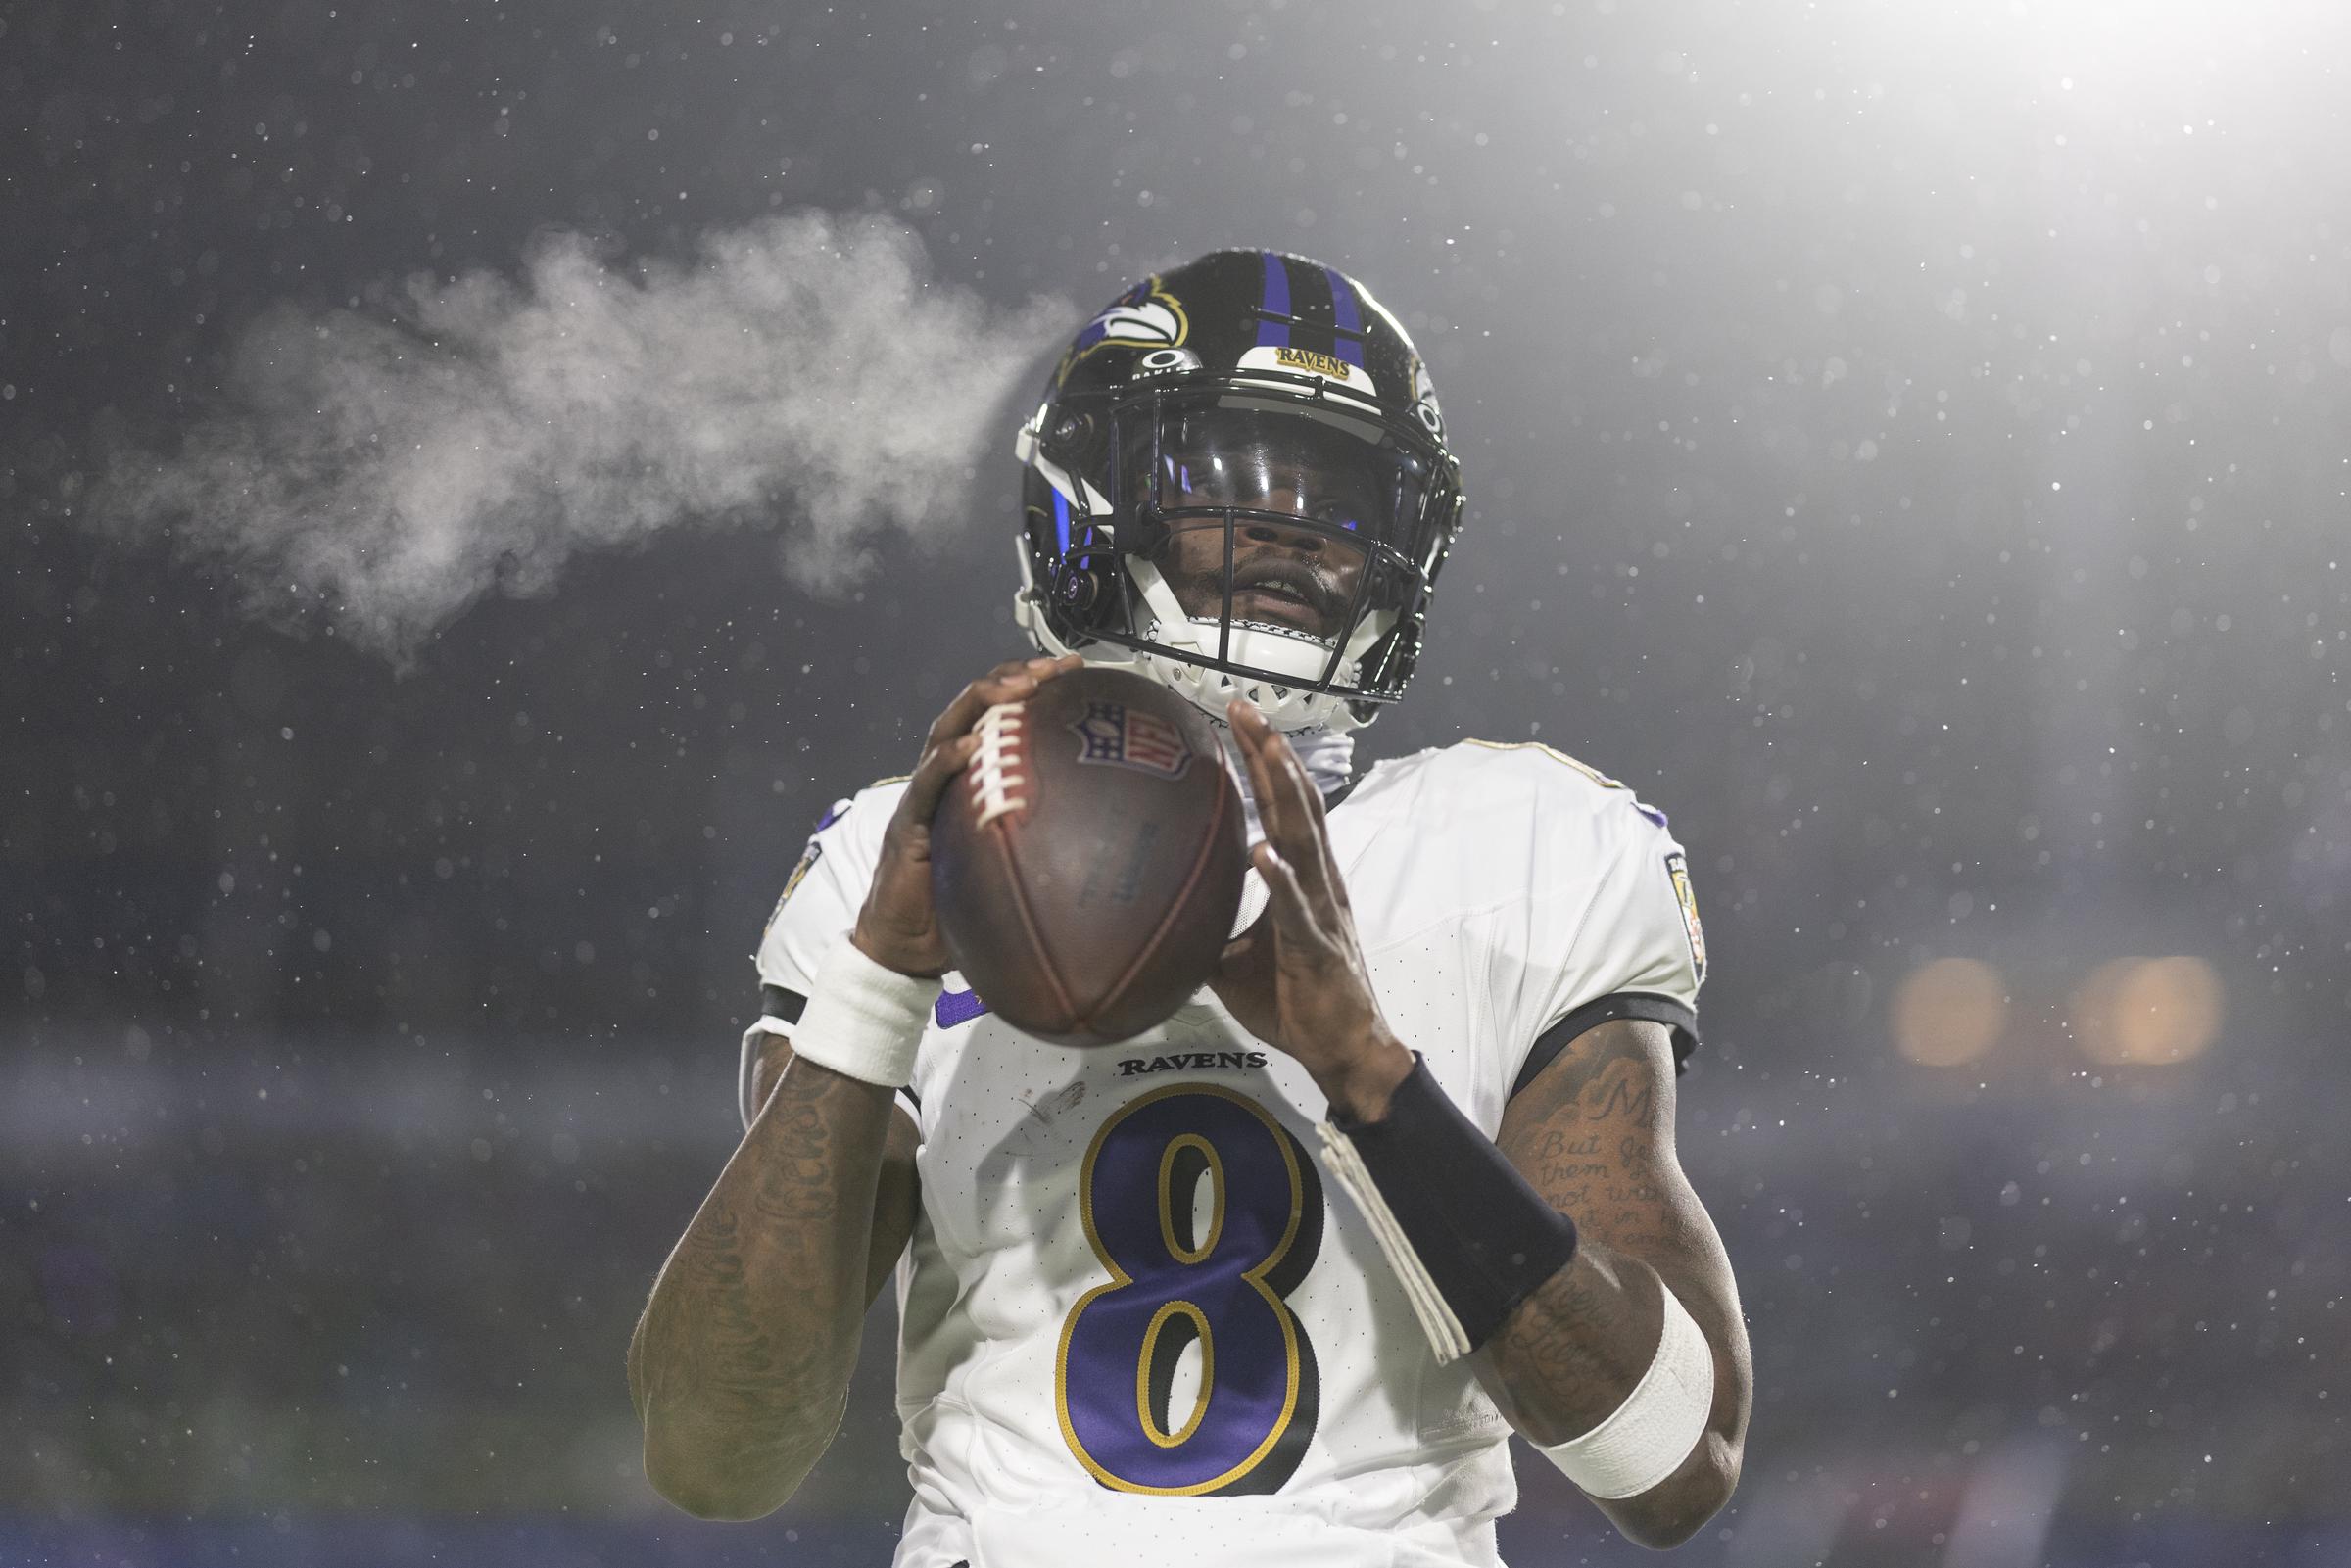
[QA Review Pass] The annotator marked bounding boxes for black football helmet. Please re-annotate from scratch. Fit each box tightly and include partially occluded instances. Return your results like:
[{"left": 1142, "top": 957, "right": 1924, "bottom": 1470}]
[{"left": 1013, "top": 250, "right": 1464, "bottom": 732}]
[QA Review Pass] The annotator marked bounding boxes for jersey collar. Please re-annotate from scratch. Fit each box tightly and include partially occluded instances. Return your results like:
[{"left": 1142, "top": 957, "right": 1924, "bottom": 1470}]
[{"left": 1220, "top": 726, "right": 1356, "bottom": 842}]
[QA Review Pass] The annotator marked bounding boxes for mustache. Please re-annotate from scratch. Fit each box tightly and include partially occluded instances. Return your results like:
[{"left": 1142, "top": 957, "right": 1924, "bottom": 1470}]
[{"left": 1227, "top": 554, "right": 1347, "bottom": 618}]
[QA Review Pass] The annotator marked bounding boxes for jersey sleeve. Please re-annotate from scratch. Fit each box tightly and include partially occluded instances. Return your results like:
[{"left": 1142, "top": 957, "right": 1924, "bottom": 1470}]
[
  {"left": 1504, "top": 792, "right": 1708, "bottom": 1095},
  {"left": 738, "top": 785, "right": 895, "bottom": 1126}
]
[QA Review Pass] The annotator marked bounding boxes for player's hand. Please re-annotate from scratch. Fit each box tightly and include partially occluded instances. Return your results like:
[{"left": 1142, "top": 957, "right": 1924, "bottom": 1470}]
[
  {"left": 850, "top": 653, "right": 1084, "bottom": 977},
  {"left": 1211, "top": 699, "right": 1415, "bottom": 1121}
]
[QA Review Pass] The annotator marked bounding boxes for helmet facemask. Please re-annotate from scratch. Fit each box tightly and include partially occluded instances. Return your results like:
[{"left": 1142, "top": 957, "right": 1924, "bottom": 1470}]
[{"left": 1018, "top": 372, "right": 1460, "bottom": 733}]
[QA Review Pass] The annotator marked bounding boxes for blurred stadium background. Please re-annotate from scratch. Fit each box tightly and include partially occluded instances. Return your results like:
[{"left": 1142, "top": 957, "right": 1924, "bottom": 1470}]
[{"left": 5, "top": 1, "right": 2346, "bottom": 1563}]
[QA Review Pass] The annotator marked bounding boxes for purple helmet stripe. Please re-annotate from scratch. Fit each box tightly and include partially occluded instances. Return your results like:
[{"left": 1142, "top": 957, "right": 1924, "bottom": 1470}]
[
  {"left": 1255, "top": 252, "right": 1291, "bottom": 348},
  {"left": 1323, "top": 267, "right": 1367, "bottom": 366}
]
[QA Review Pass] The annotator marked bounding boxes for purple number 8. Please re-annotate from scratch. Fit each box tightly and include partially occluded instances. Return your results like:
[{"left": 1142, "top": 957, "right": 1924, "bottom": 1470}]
[{"left": 1055, "top": 1084, "right": 1325, "bottom": 1495}]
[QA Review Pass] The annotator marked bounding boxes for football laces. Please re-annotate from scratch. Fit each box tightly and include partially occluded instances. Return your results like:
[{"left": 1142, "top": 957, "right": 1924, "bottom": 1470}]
[{"left": 969, "top": 702, "right": 1029, "bottom": 829}]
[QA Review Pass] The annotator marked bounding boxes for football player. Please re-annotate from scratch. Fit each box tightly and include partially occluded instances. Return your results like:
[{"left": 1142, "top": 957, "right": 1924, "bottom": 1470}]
[{"left": 630, "top": 251, "right": 1751, "bottom": 1565}]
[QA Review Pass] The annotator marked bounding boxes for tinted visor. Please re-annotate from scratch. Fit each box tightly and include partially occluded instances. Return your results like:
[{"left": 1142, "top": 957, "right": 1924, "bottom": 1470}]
[{"left": 1121, "top": 395, "right": 1436, "bottom": 553}]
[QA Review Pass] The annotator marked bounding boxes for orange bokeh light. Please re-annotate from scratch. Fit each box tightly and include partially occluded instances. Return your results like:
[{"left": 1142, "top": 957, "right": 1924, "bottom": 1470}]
[
  {"left": 2072, "top": 957, "right": 2224, "bottom": 1066},
  {"left": 1894, "top": 957, "right": 2009, "bottom": 1067}
]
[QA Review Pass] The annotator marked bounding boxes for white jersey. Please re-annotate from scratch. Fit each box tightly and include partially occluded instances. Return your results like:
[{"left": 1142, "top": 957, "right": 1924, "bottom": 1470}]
[{"left": 747, "top": 739, "right": 1706, "bottom": 1568}]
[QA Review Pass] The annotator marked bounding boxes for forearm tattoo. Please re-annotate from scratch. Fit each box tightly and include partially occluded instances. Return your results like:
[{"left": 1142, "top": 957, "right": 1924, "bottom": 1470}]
[
  {"left": 1478, "top": 1022, "right": 1702, "bottom": 1444},
  {"left": 630, "top": 1057, "right": 890, "bottom": 1474}
]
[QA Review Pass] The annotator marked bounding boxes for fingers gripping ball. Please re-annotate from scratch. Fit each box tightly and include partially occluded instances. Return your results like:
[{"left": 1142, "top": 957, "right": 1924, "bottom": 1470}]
[{"left": 930, "top": 667, "right": 1247, "bottom": 1047}]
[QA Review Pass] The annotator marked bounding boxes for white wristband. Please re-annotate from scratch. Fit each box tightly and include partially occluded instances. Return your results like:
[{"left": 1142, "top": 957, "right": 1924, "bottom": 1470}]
[
  {"left": 784, "top": 933, "right": 937, "bottom": 1089},
  {"left": 1537, "top": 1282, "right": 1715, "bottom": 1499}
]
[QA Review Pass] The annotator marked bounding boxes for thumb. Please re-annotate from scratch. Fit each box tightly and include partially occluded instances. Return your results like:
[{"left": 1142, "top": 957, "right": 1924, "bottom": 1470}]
[
  {"left": 1219, "top": 904, "right": 1271, "bottom": 966},
  {"left": 1215, "top": 927, "right": 1267, "bottom": 988}
]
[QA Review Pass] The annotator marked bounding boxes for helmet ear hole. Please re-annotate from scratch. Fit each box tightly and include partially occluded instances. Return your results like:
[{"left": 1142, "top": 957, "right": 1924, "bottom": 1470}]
[
  {"left": 1043, "top": 409, "right": 1103, "bottom": 465},
  {"left": 1056, "top": 563, "right": 1104, "bottom": 616},
  {"left": 1045, "top": 523, "right": 1128, "bottom": 638}
]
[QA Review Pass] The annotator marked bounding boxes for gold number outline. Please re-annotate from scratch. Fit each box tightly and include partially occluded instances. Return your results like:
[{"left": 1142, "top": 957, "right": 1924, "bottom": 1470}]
[{"left": 1053, "top": 1082, "right": 1311, "bottom": 1497}]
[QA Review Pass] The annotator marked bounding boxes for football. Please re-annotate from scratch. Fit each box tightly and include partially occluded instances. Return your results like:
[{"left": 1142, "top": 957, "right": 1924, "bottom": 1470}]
[{"left": 930, "top": 666, "right": 1247, "bottom": 1047}]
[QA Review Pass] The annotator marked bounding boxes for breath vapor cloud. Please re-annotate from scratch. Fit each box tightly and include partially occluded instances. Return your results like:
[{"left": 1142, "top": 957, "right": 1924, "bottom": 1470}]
[{"left": 95, "top": 212, "right": 1073, "bottom": 659}]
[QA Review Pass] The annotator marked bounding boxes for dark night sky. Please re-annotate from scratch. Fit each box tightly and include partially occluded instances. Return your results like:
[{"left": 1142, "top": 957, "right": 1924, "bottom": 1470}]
[
  {"left": 8, "top": 0, "right": 2341, "bottom": 1058},
  {"left": 3, "top": 0, "right": 2347, "bottom": 1540}
]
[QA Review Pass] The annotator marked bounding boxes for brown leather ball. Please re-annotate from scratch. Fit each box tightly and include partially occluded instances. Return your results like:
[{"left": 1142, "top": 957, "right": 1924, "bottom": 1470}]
[{"left": 930, "top": 666, "right": 1246, "bottom": 1047}]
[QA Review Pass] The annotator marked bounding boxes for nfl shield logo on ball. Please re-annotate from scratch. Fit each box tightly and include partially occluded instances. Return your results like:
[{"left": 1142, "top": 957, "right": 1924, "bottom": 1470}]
[{"left": 1068, "top": 699, "right": 1193, "bottom": 781}]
